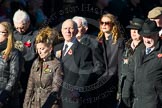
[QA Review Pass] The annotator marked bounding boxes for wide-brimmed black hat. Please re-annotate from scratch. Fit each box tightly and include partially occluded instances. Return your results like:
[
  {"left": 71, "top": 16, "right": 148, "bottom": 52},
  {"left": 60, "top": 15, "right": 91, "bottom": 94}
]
[
  {"left": 139, "top": 19, "right": 161, "bottom": 37},
  {"left": 126, "top": 18, "right": 144, "bottom": 30}
]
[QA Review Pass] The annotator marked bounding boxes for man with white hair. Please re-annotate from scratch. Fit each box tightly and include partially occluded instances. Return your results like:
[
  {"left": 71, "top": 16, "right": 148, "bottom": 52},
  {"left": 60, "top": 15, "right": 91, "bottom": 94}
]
[
  {"left": 72, "top": 16, "right": 105, "bottom": 108},
  {"left": 54, "top": 19, "right": 93, "bottom": 108},
  {"left": 13, "top": 9, "right": 30, "bottom": 34},
  {"left": 13, "top": 9, "right": 37, "bottom": 107},
  {"left": 72, "top": 16, "right": 104, "bottom": 80},
  {"left": 72, "top": 16, "right": 88, "bottom": 41}
]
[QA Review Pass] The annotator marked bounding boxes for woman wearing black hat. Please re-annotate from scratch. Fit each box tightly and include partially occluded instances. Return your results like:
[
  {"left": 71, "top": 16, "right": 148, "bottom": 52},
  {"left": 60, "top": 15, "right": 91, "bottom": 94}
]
[
  {"left": 122, "top": 19, "right": 162, "bottom": 108},
  {"left": 118, "top": 17, "right": 144, "bottom": 108}
]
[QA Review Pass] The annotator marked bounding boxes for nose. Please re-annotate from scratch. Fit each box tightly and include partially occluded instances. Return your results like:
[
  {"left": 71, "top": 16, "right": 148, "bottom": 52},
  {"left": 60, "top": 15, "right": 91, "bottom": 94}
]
[
  {"left": 17, "top": 28, "right": 23, "bottom": 33},
  {"left": 37, "top": 49, "right": 42, "bottom": 54},
  {"left": 133, "top": 30, "right": 136, "bottom": 33},
  {"left": 65, "top": 28, "right": 71, "bottom": 32}
]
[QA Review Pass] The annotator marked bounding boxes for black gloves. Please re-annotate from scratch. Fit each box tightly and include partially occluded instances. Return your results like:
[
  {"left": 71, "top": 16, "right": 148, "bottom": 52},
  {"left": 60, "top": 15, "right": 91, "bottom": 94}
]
[
  {"left": 0, "top": 90, "right": 10, "bottom": 105},
  {"left": 42, "top": 92, "right": 58, "bottom": 108}
]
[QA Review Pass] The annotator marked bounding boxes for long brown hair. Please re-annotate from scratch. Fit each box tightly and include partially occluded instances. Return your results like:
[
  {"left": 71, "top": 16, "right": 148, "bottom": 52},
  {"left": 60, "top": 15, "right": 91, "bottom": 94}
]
[
  {"left": 0, "top": 21, "right": 13, "bottom": 60},
  {"left": 97, "top": 13, "right": 123, "bottom": 44}
]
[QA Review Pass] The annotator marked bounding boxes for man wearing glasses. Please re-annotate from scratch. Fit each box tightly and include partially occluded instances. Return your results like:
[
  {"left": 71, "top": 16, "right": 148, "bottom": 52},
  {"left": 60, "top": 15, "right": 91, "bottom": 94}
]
[{"left": 12, "top": 9, "right": 38, "bottom": 108}]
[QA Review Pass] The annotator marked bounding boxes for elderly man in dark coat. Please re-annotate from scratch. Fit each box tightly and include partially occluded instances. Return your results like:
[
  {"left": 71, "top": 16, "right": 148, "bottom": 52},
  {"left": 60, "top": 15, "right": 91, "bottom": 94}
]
[
  {"left": 54, "top": 19, "right": 93, "bottom": 108},
  {"left": 12, "top": 9, "right": 37, "bottom": 107},
  {"left": 122, "top": 19, "right": 162, "bottom": 108}
]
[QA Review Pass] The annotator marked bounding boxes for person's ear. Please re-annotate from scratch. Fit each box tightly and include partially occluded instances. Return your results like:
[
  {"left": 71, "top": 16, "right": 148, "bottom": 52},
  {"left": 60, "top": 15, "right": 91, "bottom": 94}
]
[
  {"left": 49, "top": 45, "right": 53, "bottom": 53},
  {"left": 85, "top": 26, "right": 88, "bottom": 32},
  {"left": 74, "top": 29, "right": 78, "bottom": 36}
]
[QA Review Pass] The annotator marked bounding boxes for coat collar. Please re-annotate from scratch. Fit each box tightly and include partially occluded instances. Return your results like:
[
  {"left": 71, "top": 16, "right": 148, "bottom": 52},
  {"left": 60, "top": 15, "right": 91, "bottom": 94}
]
[
  {"left": 62, "top": 39, "right": 79, "bottom": 61},
  {"left": 142, "top": 39, "right": 161, "bottom": 63}
]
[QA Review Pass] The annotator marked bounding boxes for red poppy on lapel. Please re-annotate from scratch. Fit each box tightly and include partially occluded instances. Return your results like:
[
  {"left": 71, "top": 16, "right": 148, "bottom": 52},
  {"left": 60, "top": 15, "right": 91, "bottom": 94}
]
[
  {"left": 68, "top": 49, "right": 73, "bottom": 55},
  {"left": 24, "top": 40, "right": 31, "bottom": 47},
  {"left": 157, "top": 53, "right": 162, "bottom": 58},
  {"left": 44, "top": 64, "right": 51, "bottom": 73},
  {"left": 98, "top": 40, "right": 103, "bottom": 44}
]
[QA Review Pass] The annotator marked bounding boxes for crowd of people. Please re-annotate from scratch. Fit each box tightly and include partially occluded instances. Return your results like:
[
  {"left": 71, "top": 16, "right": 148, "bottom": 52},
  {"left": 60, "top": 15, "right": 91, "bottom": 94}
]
[{"left": 0, "top": 0, "right": 162, "bottom": 108}]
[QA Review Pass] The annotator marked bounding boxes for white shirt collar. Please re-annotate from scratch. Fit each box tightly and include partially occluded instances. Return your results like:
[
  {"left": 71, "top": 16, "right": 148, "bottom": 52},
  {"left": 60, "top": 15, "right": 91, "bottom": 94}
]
[
  {"left": 63, "top": 41, "right": 73, "bottom": 56},
  {"left": 159, "top": 29, "right": 162, "bottom": 37}
]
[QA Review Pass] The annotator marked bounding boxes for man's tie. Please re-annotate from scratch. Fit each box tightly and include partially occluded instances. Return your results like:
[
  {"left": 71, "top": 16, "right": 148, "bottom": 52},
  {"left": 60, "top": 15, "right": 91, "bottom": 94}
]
[
  {"left": 63, "top": 44, "right": 68, "bottom": 55},
  {"left": 146, "top": 48, "right": 151, "bottom": 55}
]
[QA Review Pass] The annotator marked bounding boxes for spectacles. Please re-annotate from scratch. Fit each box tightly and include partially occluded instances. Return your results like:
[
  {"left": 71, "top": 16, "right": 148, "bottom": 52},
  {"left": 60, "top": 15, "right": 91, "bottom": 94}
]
[
  {"left": 15, "top": 23, "right": 27, "bottom": 31},
  {"left": 15, "top": 26, "right": 25, "bottom": 30},
  {"left": 100, "top": 21, "right": 112, "bottom": 25}
]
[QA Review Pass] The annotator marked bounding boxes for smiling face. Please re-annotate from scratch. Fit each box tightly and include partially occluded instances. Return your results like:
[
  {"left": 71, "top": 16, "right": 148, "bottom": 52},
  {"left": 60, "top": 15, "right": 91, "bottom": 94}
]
[
  {"left": 36, "top": 43, "right": 52, "bottom": 59},
  {"left": 130, "top": 29, "right": 141, "bottom": 41},
  {"left": 0, "top": 24, "right": 8, "bottom": 43},
  {"left": 142, "top": 33, "right": 159, "bottom": 48}
]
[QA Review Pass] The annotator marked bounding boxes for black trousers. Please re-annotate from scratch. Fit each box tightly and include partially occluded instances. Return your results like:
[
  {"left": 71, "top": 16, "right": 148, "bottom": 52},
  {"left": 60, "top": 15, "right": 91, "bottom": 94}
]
[{"left": 82, "top": 75, "right": 118, "bottom": 108}]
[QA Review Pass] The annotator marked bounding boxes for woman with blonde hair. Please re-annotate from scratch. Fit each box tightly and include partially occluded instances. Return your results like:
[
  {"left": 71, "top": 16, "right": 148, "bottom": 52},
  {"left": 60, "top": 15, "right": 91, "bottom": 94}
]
[
  {"left": 95, "top": 13, "right": 125, "bottom": 108},
  {"left": 97, "top": 13, "right": 124, "bottom": 43},
  {"left": 0, "top": 21, "right": 21, "bottom": 108},
  {"left": 23, "top": 26, "right": 63, "bottom": 108}
]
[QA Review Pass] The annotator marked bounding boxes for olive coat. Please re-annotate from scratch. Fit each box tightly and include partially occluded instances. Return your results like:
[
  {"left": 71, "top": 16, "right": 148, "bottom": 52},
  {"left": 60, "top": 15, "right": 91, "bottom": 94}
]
[{"left": 23, "top": 57, "right": 63, "bottom": 108}]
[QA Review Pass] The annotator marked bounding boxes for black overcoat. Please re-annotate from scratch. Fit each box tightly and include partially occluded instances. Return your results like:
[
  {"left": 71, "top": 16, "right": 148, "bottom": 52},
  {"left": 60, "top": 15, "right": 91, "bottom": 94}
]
[{"left": 122, "top": 39, "right": 162, "bottom": 108}]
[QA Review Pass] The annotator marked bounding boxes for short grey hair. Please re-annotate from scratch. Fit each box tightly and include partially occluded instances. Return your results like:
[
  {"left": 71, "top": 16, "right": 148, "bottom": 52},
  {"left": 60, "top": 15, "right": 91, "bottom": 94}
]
[
  {"left": 13, "top": 9, "right": 30, "bottom": 24},
  {"left": 72, "top": 16, "right": 88, "bottom": 27}
]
